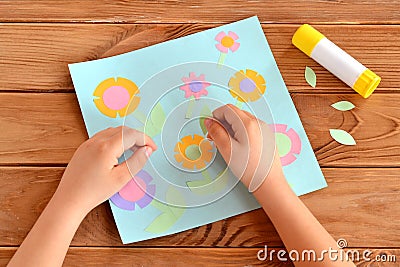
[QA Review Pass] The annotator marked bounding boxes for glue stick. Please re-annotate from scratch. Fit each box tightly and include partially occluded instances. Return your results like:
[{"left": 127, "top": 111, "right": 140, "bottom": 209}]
[{"left": 292, "top": 24, "right": 381, "bottom": 98}]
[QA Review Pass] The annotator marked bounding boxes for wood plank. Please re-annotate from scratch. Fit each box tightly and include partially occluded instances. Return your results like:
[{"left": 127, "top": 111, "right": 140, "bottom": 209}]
[
  {"left": 0, "top": 93, "right": 399, "bottom": 166},
  {"left": 0, "top": 93, "right": 87, "bottom": 164},
  {"left": 1, "top": 247, "right": 400, "bottom": 266},
  {"left": 0, "top": 167, "right": 398, "bottom": 247},
  {"left": 293, "top": 94, "right": 400, "bottom": 167},
  {"left": 0, "top": 0, "right": 399, "bottom": 24},
  {"left": 0, "top": 24, "right": 399, "bottom": 92}
]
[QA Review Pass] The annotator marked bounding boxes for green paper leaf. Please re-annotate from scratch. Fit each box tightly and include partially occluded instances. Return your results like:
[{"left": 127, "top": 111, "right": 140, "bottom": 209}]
[
  {"left": 150, "top": 199, "right": 170, "bottom": 213},
  {"left": 144, "top": 121, "right": 160, "bottom": 137},
  {"left": 133, "top": 110, "right": 147, "bottom": 124},
  {"left": 199, "top": 105, "right": 212, "bottom": 135},
  {"left": 187, "top": 170, "right": 213, "bottom": 195},
  {"left": 145, "top": 186, "right": 186, "bottom": 234},
  {"left": 305, "top": 66, "right": 316, "bottom": 88},
  {"left": 142, "top": 103, "right": 166, "bottom": 137},
  {"left": 329, "top": 129, "right": 356, "bottom": 145},
  {"left": 150, "top": 102, "right": 166, "bottom": 128},
  {"left": 211, "top": 169, "right": 230, "bottom": 193},
  {"left": 144, "top": 211, "right": 177, "bottom": 234},
  {"left": 187, "top": 169, "right": 230, "bottom": 196},
  {"left": 331, "top": 101, "right": 355, "bottom": 111}
]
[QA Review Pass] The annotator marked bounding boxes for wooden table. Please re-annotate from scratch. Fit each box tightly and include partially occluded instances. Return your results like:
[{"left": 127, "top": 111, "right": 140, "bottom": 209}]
[{"left": 0, "top": 1, "right": 399, "bottom": 266}]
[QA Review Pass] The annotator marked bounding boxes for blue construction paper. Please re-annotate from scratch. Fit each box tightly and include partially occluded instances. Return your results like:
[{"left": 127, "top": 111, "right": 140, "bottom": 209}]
[{"left": 69, "top": 16, "right": 327, "bottom": 244}]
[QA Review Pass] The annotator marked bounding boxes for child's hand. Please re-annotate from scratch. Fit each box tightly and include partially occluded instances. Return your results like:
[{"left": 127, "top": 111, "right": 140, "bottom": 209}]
[
  {"left": 205, "top": 104, "right": 281, "bottom": 192},
  {"left": 54, "top": 126, "right": 157, "bottom": 214}
]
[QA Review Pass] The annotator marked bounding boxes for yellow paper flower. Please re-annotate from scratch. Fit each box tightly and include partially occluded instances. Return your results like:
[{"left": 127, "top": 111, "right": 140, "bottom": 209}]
[
  {"left": 228, "top": 69, "right": 266, "bottom": 103},
  {"left": 93, "top": 77, "right": 140, "bottom": 118},
  {"left": 174, "top": 134, "right": 213, "bottom": 170}
]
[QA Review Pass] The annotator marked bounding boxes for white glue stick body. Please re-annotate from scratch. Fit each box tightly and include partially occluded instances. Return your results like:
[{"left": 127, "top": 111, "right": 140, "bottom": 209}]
[{"left": 292, "top": 24, "right": 381, "bottom": 98}]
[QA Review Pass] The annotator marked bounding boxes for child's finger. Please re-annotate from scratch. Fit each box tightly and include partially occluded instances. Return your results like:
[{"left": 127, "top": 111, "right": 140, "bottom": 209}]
[
  {"left": 212, "top": 104, "right": 249, "bottom": 143},
  {"left": 91, "top": 126, "right": 122, "bottom": 140},
  {"left": 205, "top": 118, "right": 235, "bottom": 163},
  {"left": 108, "top": 126, "right": 157, "bottom": 157},
  {"left": 113, "top": 146, "right": 152, "bottom": 186}
]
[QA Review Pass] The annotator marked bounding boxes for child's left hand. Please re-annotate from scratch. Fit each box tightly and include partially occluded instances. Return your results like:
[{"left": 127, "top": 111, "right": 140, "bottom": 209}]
[{"left": 54, "top": 126, "right": 157, "bottom": 214}]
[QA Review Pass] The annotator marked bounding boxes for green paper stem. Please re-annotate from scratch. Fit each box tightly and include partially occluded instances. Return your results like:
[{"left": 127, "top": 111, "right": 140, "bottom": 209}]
[
  {"left": 235, "top": 98, "right": 243, "bottom": 109},
  {"left": 217, "top": 53, "right": 227, "bottom": 67},
  {"left": 185, "top": 96, "right": 196, "bottom": 119},
  {"left": 199, "top": 105, "right": 212, "bottom": 136}
]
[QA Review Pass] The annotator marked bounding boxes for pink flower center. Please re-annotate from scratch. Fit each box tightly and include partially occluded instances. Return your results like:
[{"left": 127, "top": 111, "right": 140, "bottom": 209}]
[
  {"left": 239, "top": 78, "right": 256, "bottom": 93},
  {"left": 103, "top": 86, "right": 130, "bottom": 110},
  {"left": 119, "top": 177, "right": 147, "bottom": 202}
]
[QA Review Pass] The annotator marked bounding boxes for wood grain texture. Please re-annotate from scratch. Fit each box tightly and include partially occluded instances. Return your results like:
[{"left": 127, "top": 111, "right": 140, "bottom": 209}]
[
  {"left": 1, "top": 167, "right": 398, "bottom": 247},
  {"left": 0, "top": 93, "right": 87, "bottom": 164},
  {"left": 0, "top": 0, "right": 399, "bottom": 24},
  {"left": 0, "top": 93, "right": 399, "bottom": 166},
  {"left": 0, "top": 0, "right": 399, "bottom": 264},
  {"left": 1, "top": 247, "right": 399, "bottom": 266},
  {"left": 0, "top": 24, "right": 399, "bottom": 92}
]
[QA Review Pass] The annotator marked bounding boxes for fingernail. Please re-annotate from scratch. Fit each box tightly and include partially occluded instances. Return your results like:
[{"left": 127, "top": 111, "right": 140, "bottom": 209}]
[
  {"left": 145, "top": 146, "right": 153, "bottom": 157},
  {"left": 204, "top": 118, "right": 212, "bottom": 128}
]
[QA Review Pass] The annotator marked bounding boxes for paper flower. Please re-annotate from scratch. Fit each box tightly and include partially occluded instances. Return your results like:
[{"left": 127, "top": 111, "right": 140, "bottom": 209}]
[
  {"left": 174, "top": 134, "right": 213, "bottom": 170},
  {"left": 93, "top": 77, "right": 140, "bottom": 118},
  {"left": 110, "top": 170, "right": 155, "bottom": 211},
  {"left": 272, "top": 124, "right": 302, "bottom": 166},
  {"left": 180, "top": 72, "right": 211, "bottom": 100},
  {"left": 215, "top": 31, "right": 240, "bottom": 66},
  {"left": 215, "top": 31, "right": 240, "bottom": 53},
  {"left": 229, "top": 69, "right": 266, "bottom": 103}
]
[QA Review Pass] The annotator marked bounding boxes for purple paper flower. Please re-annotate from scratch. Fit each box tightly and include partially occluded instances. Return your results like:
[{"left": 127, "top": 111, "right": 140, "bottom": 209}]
[{"left": 110, "top": 170, "right": 156, "bottom": 211}]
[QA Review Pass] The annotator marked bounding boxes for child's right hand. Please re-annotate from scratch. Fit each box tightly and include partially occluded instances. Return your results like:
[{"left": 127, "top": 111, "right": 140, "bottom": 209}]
[
  {"left": 205, "top": 104, "right": 282, "bottom": 192},
  {"left": 55, "top": 126, "right": 157, "bottom": 214}
]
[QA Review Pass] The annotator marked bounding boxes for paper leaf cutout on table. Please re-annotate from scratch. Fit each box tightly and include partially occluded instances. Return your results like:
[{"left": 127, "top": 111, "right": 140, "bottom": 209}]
[
  {"left": 331, "top": 101, "right": 355, "bottom": 111},
  {"left": 329, "top": 129, "right": 356, "bottom": 145},
  {"left": 305, "top": 66, "right": 317, "bottom": 88},
  {"left": 145, "top": 186, "right": 186, "bottom": 234}
]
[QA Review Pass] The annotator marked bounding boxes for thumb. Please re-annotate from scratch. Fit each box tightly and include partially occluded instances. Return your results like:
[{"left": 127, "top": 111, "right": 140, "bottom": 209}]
[
  {"left": 113, "top": 146, "right": 152, "bottom": 186},
  {"left": 205, "top": 118, "right": 232, "bottom": 163}
]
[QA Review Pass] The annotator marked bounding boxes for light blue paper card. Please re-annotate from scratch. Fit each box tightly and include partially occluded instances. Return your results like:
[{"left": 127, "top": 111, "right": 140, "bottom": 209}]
[{"left": 69, "top": 16, "right": 327, "bottom": 244}]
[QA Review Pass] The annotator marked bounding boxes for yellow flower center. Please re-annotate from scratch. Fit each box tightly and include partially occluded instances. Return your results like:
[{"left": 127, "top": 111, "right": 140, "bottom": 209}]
[{"left": 221, "top": 36, "right": 234, "bottom": 48}]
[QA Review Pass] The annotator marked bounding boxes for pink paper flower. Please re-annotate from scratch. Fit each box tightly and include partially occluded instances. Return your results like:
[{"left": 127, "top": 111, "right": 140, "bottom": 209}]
[
  {"left": 180, "top": 72, "right": 211, "bottom": 99},
  {"left": 270, "top": 124, "right": 302, "bottom": 166},
  {"left": 215, "top": 31, "right": 240, "bottom": 53},
  {"left": 110, "top": 170, "right": 155, "bottom": 211}
]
